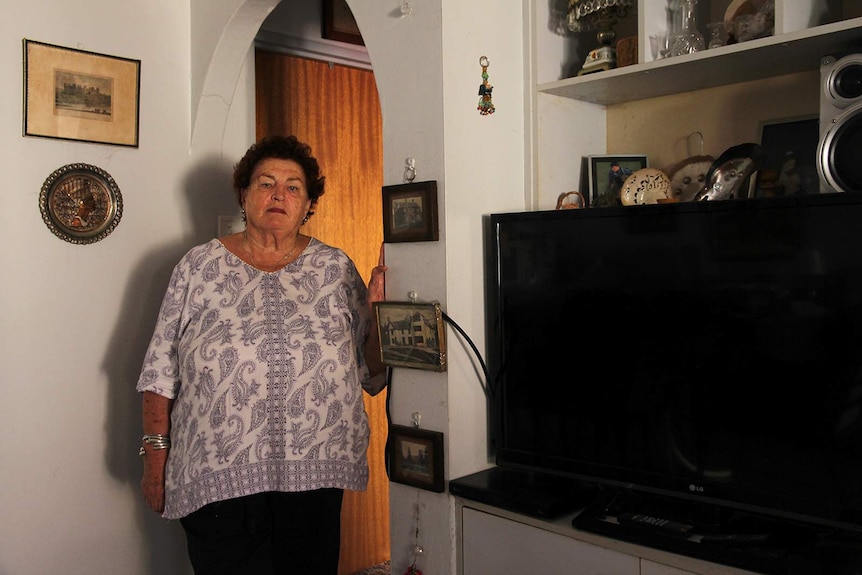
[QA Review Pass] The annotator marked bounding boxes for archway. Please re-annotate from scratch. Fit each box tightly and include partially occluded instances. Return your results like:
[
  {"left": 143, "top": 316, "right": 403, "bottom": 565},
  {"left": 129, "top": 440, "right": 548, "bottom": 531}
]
[{"left": 188, "top": 2, "right": 389, "bottom": 573}]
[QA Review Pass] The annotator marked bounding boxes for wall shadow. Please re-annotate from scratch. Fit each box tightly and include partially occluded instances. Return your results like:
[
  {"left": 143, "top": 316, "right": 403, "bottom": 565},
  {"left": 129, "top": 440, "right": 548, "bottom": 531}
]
[{"left": 102, "top": 154, "right": 235, "bottom": 574}]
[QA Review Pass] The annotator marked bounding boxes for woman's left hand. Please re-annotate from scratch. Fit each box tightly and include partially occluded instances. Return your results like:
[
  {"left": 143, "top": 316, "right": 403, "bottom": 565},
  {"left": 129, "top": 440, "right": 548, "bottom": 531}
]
[{"left": 368, "top": 243, "right": 386, "bottom": 304}]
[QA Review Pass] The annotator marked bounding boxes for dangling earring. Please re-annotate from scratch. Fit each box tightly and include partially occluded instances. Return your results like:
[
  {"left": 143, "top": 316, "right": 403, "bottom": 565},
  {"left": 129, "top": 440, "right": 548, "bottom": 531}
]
[
  {"left": 302, "top": 214, "right": 309, "bottom": 224},
  {"left": 241, "top": 207, "right": 246, "bottom": 222}
]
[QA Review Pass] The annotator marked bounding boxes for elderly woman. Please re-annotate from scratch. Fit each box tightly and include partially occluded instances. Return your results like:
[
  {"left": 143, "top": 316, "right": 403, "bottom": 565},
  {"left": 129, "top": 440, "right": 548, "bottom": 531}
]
[{"left": 137, "top": 135, "right": 387, "bottom": 575}]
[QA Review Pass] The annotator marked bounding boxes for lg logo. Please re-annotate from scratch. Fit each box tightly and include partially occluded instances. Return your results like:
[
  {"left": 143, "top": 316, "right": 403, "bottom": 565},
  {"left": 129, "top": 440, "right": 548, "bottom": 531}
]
[{"left": 688, "top": 484, "right": 704, "bottom": 493}]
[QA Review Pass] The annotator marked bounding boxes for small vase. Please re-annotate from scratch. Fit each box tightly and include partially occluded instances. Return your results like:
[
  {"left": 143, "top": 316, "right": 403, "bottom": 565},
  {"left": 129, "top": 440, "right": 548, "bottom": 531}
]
[{"left": 707, "top": 22, "right": 726, "bottom": 49}]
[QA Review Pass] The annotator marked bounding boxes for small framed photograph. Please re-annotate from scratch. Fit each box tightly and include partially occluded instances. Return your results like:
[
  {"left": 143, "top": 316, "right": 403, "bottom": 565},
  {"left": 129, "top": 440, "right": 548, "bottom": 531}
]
[
  {"left": 374, "top": 301, "right": 447, "bottom": 371},
  {"left": 322, "top": 0, "right": 365, "bottom": 45},
  {"left": 24, "top": 39, "right": 140, "bottom": 147},
  {"left": 388, "top": 424, "right": 445, "bottom": 493},
  {"left": 753, "top": 115, "right": 820, "bottom": 197},
  {"left": 587, "top": 155, "right": 648, "bottom": 208},
  {"left": 382, "top": 180, "right": 439, "bottom": 243}
]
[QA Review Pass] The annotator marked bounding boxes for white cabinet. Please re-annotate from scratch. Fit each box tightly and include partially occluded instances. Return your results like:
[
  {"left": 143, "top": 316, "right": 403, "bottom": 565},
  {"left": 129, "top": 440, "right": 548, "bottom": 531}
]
[
  {"left": 525, "top": 0, "right": 862, "bottom": 209},
  {"left": 461, "top": 506, "right": 638, "bottom": 574},
  {"left": 457, "top": 502, "right": 762, "bottom": 575}
]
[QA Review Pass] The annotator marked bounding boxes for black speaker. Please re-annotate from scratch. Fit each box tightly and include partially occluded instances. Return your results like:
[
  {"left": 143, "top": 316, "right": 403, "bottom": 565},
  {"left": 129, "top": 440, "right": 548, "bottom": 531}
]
[{"left": 817, "top": 54, "right": 862, "bottom": 193}]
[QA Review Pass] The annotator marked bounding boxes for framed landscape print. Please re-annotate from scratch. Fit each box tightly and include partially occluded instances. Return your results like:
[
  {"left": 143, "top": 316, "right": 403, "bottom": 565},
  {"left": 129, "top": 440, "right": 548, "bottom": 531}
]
[
  {"left": 382, "top": 180, "right": 439, "bottom": 243},
  {"left": 388, "top": 425, "right": 445, "bottom": 492},
  {"left": 24, "top": 39, "right": 140, "bottom": 147}
]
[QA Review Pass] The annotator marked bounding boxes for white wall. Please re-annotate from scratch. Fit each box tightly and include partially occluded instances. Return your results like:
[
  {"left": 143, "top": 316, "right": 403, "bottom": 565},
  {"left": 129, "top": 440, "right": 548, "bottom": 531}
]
[
  {"left": 2, "top": 2, "right": 195, "bottom": 574},
  {"left": 0, "top": 0, "right": 526, "bottom": 574},
  {"left": 352, "top": 2, "right": 526, "bottom": 573},
  {"left": 0, "top": 1, "right": 255, "bottom": 573}
]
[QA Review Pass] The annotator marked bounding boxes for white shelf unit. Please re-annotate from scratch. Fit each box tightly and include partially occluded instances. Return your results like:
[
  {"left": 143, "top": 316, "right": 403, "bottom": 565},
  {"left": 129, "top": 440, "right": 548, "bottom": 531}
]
[
  {"left": 541, "top": 17, "right": 862, "bottom": 106},
  {"left": 525, "top": 0, "right": 862, "bottom": 209},
  {"left": 457, "top": 500, "right": 762, "bottom": 575}
]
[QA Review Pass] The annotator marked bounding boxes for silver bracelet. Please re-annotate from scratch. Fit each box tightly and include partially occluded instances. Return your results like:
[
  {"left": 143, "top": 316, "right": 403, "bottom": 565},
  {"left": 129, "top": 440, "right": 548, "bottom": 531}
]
[{"left": 141, "top": 433, "right": 171, "bottom": 452}]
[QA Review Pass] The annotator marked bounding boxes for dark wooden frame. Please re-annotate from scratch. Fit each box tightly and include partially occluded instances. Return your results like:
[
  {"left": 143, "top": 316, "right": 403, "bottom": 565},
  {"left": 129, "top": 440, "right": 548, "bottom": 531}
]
[
  {"left": 388, "top": 425, "right": 445, "bottom": 493},
  {"left": 753, "top": 115, "right": 820, "bottom": 197},
  {"left": 382, "top": 180, "right": 439, "bottom": 243},
  {"left": 374, "top": 301, "right": 447, "bottom": 372},
  {"left": 322, "top": 0, "right": 364, "bottom": 45},
  {"left": 23, "top": 39, "right": 140, "bottom": 147}
]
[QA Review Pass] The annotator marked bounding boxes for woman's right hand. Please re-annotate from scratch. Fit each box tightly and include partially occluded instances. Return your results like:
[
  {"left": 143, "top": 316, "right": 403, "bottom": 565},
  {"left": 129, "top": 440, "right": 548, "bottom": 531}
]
[{"left": 141, "top": 450, "right": 168, "bottom": 513}]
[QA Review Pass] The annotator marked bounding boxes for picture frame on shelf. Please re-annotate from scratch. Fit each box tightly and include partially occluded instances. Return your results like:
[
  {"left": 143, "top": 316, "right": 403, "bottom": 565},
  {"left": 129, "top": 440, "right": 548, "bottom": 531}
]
[
  {"left": 587, "top": 155, "right": 648, "bottom": 208},
  {"left": 374, "top": 301, "right": 447, "bottom": 372},
  {"left": 753, "top": 115, "right": 820, "bottom": 197},
  {"left": 382, "top": 180, "right": 439, "bottom": 243},
  {"left": 322, "top": 0, "right": 365, "bottom": 45},
  {"left": 388, "top": 424, "right": 445, "bottom": 493},
  {"left": 23, "top": 39, "right": 140, "bottom": 147}
]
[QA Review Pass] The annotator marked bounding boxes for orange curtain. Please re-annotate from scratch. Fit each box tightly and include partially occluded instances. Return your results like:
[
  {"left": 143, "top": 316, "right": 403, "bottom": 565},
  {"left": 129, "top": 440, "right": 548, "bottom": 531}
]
[{"left": 256, "top": 49, "right": 389, "bottom": 574}]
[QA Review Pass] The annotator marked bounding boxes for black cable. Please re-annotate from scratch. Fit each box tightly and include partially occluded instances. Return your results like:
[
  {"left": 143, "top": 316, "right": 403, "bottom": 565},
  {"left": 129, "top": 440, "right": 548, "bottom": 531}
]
[
  {"left": 441, "top": 311, "right": 492, "bottom": 399},
  {"left": 383, "top": 366, "right": 393, "bottom": 481},
  {"left": 381, "top": 310, "right": 490, "bottom": 482}
]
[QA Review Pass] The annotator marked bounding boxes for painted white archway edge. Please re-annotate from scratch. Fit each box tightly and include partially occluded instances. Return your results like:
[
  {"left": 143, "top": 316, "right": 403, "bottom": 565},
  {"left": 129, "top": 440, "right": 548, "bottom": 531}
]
[{"left": 189, "top": 0, "right": 280, "bottom": 156}]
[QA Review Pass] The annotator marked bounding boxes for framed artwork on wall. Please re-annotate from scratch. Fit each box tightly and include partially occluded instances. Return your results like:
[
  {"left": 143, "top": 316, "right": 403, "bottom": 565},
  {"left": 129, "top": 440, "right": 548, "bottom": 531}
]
[
  {"left": 23, "top": 39, "right": 140, "bottom": 147},
  {"left": 382, "top": 180, "right": 439, "bottom": 243},
  {"left": 374, "top": 301, "right": 447, "bottom": 371},
  {"left": 587, "top": 155, "right": 648, "bottom": 208},
  {"left": 322, "top": 0, "right": 365, "bottom": 45},
  {"left": 388, "top": 424, "right": 445, "bottom": 493}
]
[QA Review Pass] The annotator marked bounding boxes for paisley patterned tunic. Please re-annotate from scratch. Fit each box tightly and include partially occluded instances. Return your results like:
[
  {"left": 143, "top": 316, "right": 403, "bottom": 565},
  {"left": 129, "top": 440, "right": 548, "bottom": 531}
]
[{"left": 137, "top": 238, "right": 377, "bottom": 519}]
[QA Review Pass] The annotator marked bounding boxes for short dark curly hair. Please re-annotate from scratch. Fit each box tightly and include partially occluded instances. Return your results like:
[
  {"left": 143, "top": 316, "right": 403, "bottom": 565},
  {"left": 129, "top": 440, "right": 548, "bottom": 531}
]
[{"left": 232, "top": 135, "right": 325, "bottom": 219}]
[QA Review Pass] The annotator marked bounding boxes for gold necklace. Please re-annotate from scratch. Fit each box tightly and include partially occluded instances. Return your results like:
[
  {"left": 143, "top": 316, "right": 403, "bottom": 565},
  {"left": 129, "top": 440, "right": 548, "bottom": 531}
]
[{"left": 243, "top": 231, "right": 299, "bottom": 269}]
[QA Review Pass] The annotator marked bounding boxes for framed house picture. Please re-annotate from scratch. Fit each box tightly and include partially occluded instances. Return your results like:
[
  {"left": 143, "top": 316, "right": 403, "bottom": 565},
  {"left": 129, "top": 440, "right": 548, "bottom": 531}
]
[
  {"left": 587, "top": 154, "right": 648, "bottom": 208},
  {"left": 388, "top": 424, "right": 445, "bottom": 493},
  {"left": 382, "top": 180, "right": 439, "bottom": 243},
  {"left": 23, "top": 39, "right": 140, "bottom": 147},
  {"left": 374, "top": 301, "right": 447, "bottom": 371}
]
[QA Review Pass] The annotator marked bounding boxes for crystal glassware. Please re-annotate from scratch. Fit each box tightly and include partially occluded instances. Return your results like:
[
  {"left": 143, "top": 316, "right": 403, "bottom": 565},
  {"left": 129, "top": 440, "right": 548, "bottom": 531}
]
[
  {"left": 707, "top": 21, "right": 726, "bottom": 49},
  {"left": 670, "top": 0, "right": 705, "bottom": 56}
]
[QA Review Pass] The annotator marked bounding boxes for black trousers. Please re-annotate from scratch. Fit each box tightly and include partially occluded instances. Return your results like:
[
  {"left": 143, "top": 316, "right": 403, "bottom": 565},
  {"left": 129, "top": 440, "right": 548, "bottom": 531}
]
[{"left": 180, "top": 489, "right": 344, "bottom": 575}]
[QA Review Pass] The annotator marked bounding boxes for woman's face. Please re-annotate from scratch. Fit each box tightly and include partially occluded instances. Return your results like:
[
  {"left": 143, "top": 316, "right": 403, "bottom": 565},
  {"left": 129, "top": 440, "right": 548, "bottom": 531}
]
[{"left": 242, "top": 158, "right": 313, "bottom": 234}]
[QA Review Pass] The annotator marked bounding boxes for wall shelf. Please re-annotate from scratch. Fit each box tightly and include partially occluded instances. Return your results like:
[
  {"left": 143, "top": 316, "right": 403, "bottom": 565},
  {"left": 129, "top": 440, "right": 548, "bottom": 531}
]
[{"left": 539, "top": 17, "right": 862, "bottom": 105}]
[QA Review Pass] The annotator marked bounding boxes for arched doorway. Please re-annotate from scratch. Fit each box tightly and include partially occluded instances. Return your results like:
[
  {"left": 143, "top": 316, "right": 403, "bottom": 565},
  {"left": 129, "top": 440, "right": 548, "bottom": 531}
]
[{"left": 189, "top": 2, "right": 388, "bottom": 573}]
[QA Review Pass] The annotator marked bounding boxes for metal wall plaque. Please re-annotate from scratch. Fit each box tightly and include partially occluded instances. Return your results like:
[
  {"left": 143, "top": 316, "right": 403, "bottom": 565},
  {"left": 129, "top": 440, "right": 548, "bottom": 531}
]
[{"left": 39, "top": 163, "right": 123, "bottom": 244}]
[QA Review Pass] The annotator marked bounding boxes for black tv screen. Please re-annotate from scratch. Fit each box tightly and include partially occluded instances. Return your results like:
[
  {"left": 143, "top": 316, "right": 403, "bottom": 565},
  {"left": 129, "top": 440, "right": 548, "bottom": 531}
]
[{"left": 485, "top": 193, "right": 862, "bottom": 533}]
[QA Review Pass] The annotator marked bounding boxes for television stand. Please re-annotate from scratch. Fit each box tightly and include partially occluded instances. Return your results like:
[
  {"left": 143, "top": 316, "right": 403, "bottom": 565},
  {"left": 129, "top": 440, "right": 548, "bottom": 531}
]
[
  {"left": 573, "top": 488, "right": 862, "bottom": 574},
  {"left": 449, "top": 466, "right": 600, "bottom": 519}
]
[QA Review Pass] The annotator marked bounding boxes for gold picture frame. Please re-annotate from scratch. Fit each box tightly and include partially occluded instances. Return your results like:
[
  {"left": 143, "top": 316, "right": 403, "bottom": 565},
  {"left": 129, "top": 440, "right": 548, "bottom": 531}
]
[
  {"left": 375, "top": 301, "right": 447, "bottom": 371},
  {"left": 24, "top": 39, "right": 140, "bottom": 147}
]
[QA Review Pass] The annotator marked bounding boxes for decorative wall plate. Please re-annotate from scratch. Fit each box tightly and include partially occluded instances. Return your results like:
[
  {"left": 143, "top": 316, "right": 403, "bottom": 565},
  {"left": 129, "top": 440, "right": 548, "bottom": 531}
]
[{"left": 39, "top": 163, "right": 123, "bottom": 244}]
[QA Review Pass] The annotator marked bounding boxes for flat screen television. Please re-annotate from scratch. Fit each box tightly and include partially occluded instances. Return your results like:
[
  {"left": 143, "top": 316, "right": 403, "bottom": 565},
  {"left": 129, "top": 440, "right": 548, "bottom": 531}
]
[{"left": 484, "top": 193, "right": 862, "bottom": 538}]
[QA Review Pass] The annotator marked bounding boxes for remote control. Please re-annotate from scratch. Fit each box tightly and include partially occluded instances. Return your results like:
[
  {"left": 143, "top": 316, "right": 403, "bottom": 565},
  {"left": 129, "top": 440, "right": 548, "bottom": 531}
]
[{"left": 617, "top": 512, "right": 694, "bottom": 534}]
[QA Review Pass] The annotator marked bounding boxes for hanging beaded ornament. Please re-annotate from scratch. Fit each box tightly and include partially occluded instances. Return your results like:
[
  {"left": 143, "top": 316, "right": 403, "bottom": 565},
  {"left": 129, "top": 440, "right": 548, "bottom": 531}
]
[
  {"left": 477, "top": 56, "right": 495, "bottom": 116},
  {"left": 403, "top": 502, "right": 425, "bottom": 575}
]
